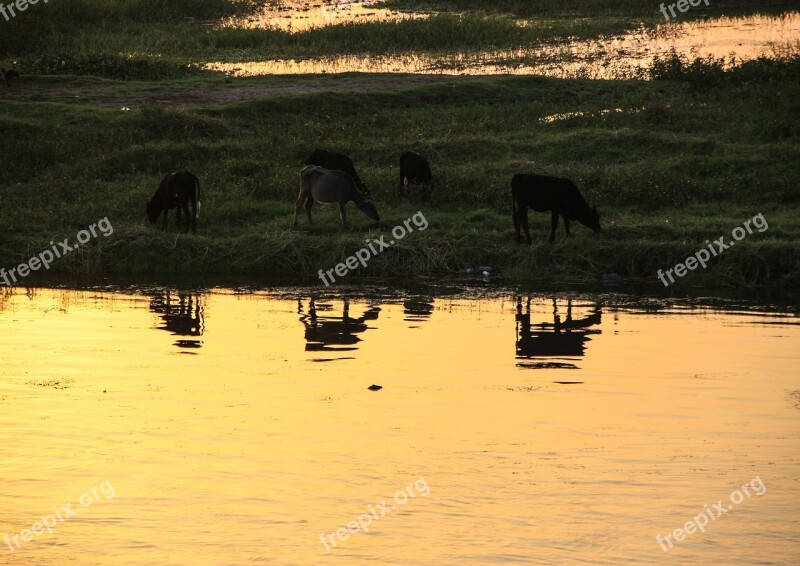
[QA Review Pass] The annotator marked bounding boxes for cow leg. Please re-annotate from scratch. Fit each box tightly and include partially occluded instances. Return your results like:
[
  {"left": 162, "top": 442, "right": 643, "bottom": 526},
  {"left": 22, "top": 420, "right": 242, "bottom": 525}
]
[
  {"left": 564, "top": 218, "right": 571, "bottom": 238},
  {"left": 181, "top": 202, "right": 191, "bottom": 233},
  {"left": 550, "top": 211, "right": 559, "bottom": 243},
  {"left": 175, "top": 204, "right": 182, "bottom": 228},
  {"left": 161, "top": 208, "right": 169, "bottom": 231},
  {"left": 338, "top": 204, "right": 347, "bottom": 230},
  {"left": 304, "top": 198, "right": 314, "bottom": 225},
  {"left": 513, "top": 203, "right": 521, "bottom": 244},
  {"left": 521, "top": 208, "right": 532, "bottom": 245},
  {"left": 293, "top": 194, "right": 307, "bottom": 226},
  {"left": 190, "top": 199, "right": 197, "bottom": 234}
]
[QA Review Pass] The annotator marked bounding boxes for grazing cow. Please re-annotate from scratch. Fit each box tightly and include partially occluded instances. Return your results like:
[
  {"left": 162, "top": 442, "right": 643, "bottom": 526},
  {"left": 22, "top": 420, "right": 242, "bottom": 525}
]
[
  {"left": 399, "top": 151, "right": 433, "bottom": 199},
  {"left": 2, "top": 68, "right": 19, "bottom": 87},
  {"left": 146, "top": 171, "right": 201, "bottom": 233},
  {"left": 512, "top": 173, "right": 600, "bottom": 244},
  {"left": 307, "top": 149, "right": 369, "bottom": 197},
  {"left": 294, "top": 166, "right": 379, "bottom": 229}
]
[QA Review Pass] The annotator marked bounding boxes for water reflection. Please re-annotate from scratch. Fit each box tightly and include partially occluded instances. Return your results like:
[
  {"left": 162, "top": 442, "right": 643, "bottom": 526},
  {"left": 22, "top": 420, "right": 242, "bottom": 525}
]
[
  {"left": 403, "top": 296, "right": 434, "bottom": 325},
  {"left": 148, "top": 290, "right": 205, "bottom": 349},
  {"left": 208, "top": 12, "right": 800, "bottom": 79},
  {"left": 515, "top": 297, "right": 602, "bottom": 369},
  {"left": 298, "top": 297, "right": 380, "bottom": 359},
  {"left": 1, "top": 288, "right": 799, "bottom": 564}
]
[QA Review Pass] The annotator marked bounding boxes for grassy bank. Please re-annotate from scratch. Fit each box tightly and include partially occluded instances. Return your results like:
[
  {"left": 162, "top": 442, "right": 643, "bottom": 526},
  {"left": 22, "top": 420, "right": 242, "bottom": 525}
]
[
  {"left": 0, "top": 54, "right": 799, "bottom": 287},
  {"left": 4, "top": 15, "right": 642, "bottom": 79}
]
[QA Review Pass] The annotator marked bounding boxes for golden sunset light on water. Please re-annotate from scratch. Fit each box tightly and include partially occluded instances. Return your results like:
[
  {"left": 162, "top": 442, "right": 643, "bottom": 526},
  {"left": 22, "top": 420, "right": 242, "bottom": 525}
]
[{"left": 1, "top": 289, "right": 798, "bottom": 564}]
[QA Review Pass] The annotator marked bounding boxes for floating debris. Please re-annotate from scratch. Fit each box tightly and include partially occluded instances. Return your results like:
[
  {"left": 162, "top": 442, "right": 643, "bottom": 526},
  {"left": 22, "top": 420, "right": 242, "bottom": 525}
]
[{"left": 368, "top": 384, "right": 383, "bottom": 391}]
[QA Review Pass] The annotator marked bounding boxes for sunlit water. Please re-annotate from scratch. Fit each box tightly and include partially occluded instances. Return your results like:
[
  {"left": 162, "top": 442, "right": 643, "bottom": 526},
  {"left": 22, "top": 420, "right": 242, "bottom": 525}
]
[
  {"left": 1, "top": 287, "right": 799, "bottom": 564},
  {"left": 224, "top": 0, "right": 427, "bottom": 32},
  {"left": 208, "top": 11, "right": 800, "bottom": 78}
]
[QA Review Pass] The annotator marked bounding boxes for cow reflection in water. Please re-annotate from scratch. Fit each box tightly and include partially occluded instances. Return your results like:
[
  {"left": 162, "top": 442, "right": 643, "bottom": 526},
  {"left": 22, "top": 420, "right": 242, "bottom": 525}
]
[
  {"left": 403, "top": 297, "right": 434, "bottom": 325},
  {"left": 298, "top": 298, "right": 380, "bottom": 357},
  {"left": 148, "top": 291, "right": 205, "bottom": 349},
  {"left": 515, "top": 297, "right": 601, "bottom": 369}
]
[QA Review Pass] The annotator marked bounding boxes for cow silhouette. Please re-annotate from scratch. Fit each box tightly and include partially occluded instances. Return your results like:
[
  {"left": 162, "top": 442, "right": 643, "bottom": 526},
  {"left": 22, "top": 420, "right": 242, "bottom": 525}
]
[{"left": 515, "top": 297, "right": 601, "bottom": 368}]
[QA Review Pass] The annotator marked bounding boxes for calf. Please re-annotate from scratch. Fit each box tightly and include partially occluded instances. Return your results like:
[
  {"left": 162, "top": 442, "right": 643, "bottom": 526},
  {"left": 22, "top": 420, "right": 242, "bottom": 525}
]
[
  {"left": 146, "top": 171, "right": 201, "bottom": 233},
  {"left": 307, "top": 149, "right": 369, "bottom": 197},
  {"left": 512, "top": 173, "right": 600, "bottom": 244},
  {"left": 399, "top": 151, "right": 433, "bottom": 199}
]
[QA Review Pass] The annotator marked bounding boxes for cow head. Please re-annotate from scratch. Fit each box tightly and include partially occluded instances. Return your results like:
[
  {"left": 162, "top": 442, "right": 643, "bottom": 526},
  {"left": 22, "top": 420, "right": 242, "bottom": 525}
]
[
  {"left": 357, "top": 200, "right": 380, "bottom": 222},
  {"left": 146, "top": 199, "right": 161, "bottom": 223},
  {"left": 589, "top": 206, "right": 601, "bottom": 233}
]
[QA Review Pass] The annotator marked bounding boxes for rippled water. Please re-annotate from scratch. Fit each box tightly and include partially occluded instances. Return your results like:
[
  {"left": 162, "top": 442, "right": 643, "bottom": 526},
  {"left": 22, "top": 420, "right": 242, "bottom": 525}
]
[
  {"left": 208, "top": 11, "right": 800, "bottom": 78},
  {"left": 1, "top": 287, "right": 799, "bottom": 564}
]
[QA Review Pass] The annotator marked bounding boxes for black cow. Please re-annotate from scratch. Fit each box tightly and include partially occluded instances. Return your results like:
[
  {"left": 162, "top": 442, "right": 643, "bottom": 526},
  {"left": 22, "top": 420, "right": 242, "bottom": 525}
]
[
  {"left": 399, "top": 151, "right": 432, "bottom": 199},
  {"left": 146, "top": 171, "right": 201, "bottom": 233},
  {"left": 307, "top": 149, "right": 369, "bottom": 197},
  {"left": 512, "top": 173, "right": 600, "bottom": 244}
]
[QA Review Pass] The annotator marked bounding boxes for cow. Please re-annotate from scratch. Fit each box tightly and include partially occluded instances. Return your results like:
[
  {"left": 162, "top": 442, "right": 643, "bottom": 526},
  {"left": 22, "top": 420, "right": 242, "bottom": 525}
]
[
  {"left": 512, "top": 173, "right": 600, "bottom": 244},
  {"left": 2, "top": 68, "right": 19, "bottom": 87},
  {"left": 146, "top": 171, "right": 201, "bottom": 233},
  {"left": 307, "top": 149, "right": 369, "bottom": 197},
  {"left": 294, "top": 166, "right": 379, "bottom": 229},
  {"left": 399, "top": 151, "right": 433, "bottom": 199}
]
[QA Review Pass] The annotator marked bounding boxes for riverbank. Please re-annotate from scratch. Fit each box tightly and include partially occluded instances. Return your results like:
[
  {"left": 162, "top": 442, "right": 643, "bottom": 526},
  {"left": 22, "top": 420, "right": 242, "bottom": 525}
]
[{"left": 1, "top": 58, "right": 798, "bottom": 288}]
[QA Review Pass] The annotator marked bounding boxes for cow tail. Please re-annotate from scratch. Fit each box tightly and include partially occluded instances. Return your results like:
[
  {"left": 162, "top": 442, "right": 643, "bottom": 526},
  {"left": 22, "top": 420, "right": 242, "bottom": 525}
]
[{"left": 195, "top": 174, "right": 201, "bottom": 218}]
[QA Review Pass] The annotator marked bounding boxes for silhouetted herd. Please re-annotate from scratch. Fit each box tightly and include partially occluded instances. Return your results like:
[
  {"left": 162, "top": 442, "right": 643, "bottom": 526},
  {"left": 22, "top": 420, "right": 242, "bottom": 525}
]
[{"left": 146, "top": 148, "right": 602, "bottom": 242}]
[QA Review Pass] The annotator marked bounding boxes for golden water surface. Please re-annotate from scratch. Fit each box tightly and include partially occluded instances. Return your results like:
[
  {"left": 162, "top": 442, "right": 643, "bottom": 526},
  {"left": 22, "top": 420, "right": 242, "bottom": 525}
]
[{"left": 0, "top": 288, "right": 798, "bottom": 564}]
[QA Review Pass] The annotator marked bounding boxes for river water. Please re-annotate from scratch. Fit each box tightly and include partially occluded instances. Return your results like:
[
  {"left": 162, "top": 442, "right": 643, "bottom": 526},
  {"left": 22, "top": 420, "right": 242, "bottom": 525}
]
[{"left": 0, "top": 286, "right": 798, "bottom": 564}]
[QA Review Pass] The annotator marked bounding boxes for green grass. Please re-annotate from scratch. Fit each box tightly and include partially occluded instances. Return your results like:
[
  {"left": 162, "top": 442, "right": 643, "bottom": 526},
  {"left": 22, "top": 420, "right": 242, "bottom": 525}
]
[
  {"left": 1, "top": 55, "right": 799, "bottom": 287},
  {"left": 1, "top": 0, "right": 798, "bottom": 287},
  {"left": 2, "top": 0, "right": 796, "bottom": 81}
]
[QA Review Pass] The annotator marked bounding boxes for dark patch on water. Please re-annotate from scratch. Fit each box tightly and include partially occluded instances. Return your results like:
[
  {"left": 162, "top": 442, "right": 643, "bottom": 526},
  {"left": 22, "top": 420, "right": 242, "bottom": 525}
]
[
  {"left": 28, "top": 378, "right": 73, "bottom": 389},
  {"left": 516, "top": 362, "right": 579, "bottom": 369}
]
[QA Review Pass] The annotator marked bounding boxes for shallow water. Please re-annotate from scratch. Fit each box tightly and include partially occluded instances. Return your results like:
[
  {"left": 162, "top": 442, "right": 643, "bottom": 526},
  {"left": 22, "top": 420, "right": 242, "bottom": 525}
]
[
  {"left": 209, "top": 11, "right": 800, "bottom": 78},
  {"left": 225, "top": 0, "right": 427, "bottom": 32},
  {"left": 1, "top": 287, "right": 799, "bottom": 564}
]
